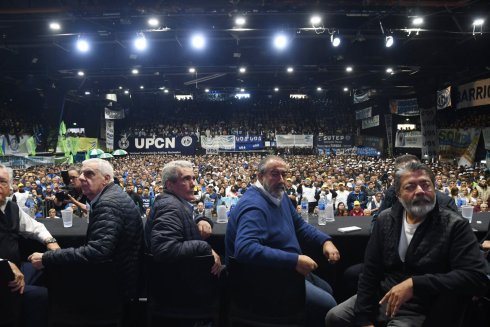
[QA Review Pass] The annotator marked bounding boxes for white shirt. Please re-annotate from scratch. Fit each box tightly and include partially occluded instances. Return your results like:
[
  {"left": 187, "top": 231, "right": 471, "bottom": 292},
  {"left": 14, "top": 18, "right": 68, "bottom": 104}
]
[
  {"left": 1, "top": 199, "right": 53, "bottom": 247},
  {"left": 398, "top": 211, "right": 423, "bottom": 262},
  {"left": 13, "top": 191, "right": 28, "bottom": 207}
]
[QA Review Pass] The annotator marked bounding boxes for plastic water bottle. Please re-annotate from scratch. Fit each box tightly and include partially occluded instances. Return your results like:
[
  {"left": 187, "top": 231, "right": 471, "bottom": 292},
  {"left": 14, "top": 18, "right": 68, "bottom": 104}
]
[
  {"left": 25, "top": 194, "right": 36, "bottom": 218},
  {"left": 204, "top": 194, "right": 213, "bottom": 218},
  {"left": 301, "top": 197, "right": 309, "bottom": 223},
  {"left": 325, "top": 198, "right": 335, "bottom": 223},
  {"left": 318, "top": 195, "right": 327, "bottom": 225}
]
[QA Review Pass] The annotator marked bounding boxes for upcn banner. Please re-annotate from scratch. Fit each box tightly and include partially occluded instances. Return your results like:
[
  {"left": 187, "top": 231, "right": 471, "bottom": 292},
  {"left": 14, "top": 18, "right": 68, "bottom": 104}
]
[{"left": 116, "top": 135, "right": 197, "bottom": 155}]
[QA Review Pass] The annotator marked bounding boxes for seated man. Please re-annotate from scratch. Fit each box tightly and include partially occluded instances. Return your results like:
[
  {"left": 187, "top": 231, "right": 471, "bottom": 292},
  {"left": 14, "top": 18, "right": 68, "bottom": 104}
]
[
  {"left": 0, "top": 164, "right": 60, "bottom": 327},
  {"left": 145, "top": 160, "right": 221, "bottom": 275},
  {"left": 29, "top": 159, "right": 143, "bottom": 301},
  {"left": 326, "top": 162, "right": 488, "bottom": 327},
  {"left": 226, "top": 155, "right": 339, "bottom": 327}
]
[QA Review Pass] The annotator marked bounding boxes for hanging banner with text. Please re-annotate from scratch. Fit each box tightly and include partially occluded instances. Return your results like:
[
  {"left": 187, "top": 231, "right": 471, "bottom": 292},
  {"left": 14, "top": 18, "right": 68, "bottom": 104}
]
[
  {"left": 438, "top": 128, "right": 481, "bottom": 166},
  {"left": 201, "top": 135, "right": 236, "bottom": 150},
  {"left": 395, "top": 131, "right": 422, "bottom": 148},
  {"left": 276, "top": 135, "right": 314, "bottom": 148},
  {"left": 420, "top": 107, "right": 439, "bottom": 158},
  {"left": 483, "top": 127, "right": 490, "bottom": 150},
  {"left": 389, "top": 98, "right": 420, "bottom": 116},
  {"left": 234, "top": 135, "right": 264, "bottom": 151},
  {"left": 455, "top": 78, "right": 490, "bottom": 109},
  {"left": 355, "top": 135, "right": 384, "bottom": 150},
  {"left": 316, "top": 135, "right": 354, "bottom": 148},
  {"left": 361, "top": 115, "right": 379, "bottom": 129},
  {"left": 106, "top": 120, "right": 114, "bottom": 152},
  {"left": 115, "top": 135, "right": 197, "bottom": 155},
  {"left": 437, "top": 86, "right": 452, "bottom": 110},
  {"left": 355, "top": 107, "right": 372, "bottom": 120}
]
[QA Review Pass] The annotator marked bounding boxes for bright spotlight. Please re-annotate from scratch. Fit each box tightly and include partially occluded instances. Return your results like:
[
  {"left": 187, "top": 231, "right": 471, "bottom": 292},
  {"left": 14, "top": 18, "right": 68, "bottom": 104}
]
[
  {"left": 124, "top": 90, "right": 129, "bottom": 94},
  {"left": 310, "top": 15, "right": 322, "bottom": 25},
  {"left": 118, "top": 86, "right": 123, "bottom": 90},
  {"left": 191, "top": 34, "right": 206, "bottom": 50},
  {"left": 385, "top": 35, "right": 394, "bottom": 48},
  {"left": 205, "top": 88, "right": 210, "bottom": 93},
  {"left": 286, "top": 67, "right": 294, "bottom": 73},
  {"left": 273, "top": 33, "right": 289, "bottom": 50},
  {"left": 132, "top": 69, "right": 139, "bottom": 75},
  {"left": 235, "top": 16, "right": 246, "bottom": 26},
  {"left": 274, "top": 87, "right": 279, "bottom": 92},
  {"left": 240, "top": 88, "right": 245, "bottom": 92},
  {"left": 49, "top": 22, "right": 61, "bottom": 31},
  {"left": 473, "top": 18, "right": 484, "bottom": 26},
  {"left": 331, "top": 34, "right": 341, "bottom": 47},
  {"left": 77, "top": 71, "right": 85, "bottom": 76},
  {"left": 134, "top": 33, "right": 147, "bottom": 51},
  {"left": 189, "top": 67, "right": 196, "bottom": 73},
  {"left": 148, "top": 18, "right": 159, "bottom": 27},
  {"left": 84, "top": 91, "right": 91, "bottom": 95},
  {"left": 164, "top": 89, "right": 169, "bottom": 93},
  {"left": 317, "top": 87, "right": 322, "bottom": 92},
  {"left": 412, "top": 17, "right": 424, "bottom": 26},
  {"left": 386, "top": 67, "right": 393, "bottom": 73},
  {"left": 76, "top": 38, "right": 90, "bottom": 53},
  {"left": 346, "top": 66, "right": 353, "bottom": 72},
  {"left": 343, "top": 87, "right": 349, "bottom": 92},
  {"left": 239, "top": 67, "right": 246, "bottom": 73},
  {"left": 140, "top": 85, "right": 144, "bottom": 89}
]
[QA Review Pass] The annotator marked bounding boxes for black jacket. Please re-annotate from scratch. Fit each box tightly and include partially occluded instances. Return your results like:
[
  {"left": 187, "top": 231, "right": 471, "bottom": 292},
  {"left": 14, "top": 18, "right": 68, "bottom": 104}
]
[
  {"left": 355, "top": 201, "right": 488, "bottom": 326},
  {"left": 145, "top": 191, "right": 214, "bottom": 262},
  {"left": 43, "top": 183, "right": 143, "bottom": 298}
]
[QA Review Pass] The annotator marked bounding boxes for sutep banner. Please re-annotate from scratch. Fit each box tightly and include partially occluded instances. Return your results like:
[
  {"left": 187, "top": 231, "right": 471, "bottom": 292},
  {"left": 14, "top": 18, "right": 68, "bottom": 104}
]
[
  {"left": 116, "top": 135, "right": 198, "bottom": 154},
  {"left": 316, "top": 135, "right": 354, "bottom": 148}
]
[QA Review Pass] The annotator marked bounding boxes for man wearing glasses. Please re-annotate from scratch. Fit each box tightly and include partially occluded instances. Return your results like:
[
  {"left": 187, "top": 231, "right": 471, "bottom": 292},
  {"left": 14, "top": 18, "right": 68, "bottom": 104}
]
[
  {"left": 65, "top": 167, "right": 89, "bottom": 217},
  {"left": 225, "top": 155, "right": 340, "bottom": 327}
]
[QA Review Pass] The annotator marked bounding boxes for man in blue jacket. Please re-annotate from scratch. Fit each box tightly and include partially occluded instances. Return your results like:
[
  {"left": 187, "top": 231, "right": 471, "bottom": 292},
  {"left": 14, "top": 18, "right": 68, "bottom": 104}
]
[{"left": 226, "top": 155, "right": 340, "bottom": 327}]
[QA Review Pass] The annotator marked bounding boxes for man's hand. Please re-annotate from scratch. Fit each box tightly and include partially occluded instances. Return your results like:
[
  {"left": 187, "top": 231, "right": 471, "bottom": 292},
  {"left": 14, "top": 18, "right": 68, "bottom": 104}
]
[
  {"left": 197, "top": 220, "right": 213, "bottom": 240},
  {"left": 8, "top": 262, "right": 25, "bottom": 294},
  {"left": 295, "top": 255, "right": 318, "bottom": 276},
  {"left": 210, "top": 249, "right": 222, "bottom": 276},
  {"left": 379, "top": 278, "right": 414, "bottom": 318},
  {"left": 28, "top": 252, "right": 45, "bottom": 270},
  {"left": 46, "top": 242, "right": 61, "bottom": 251},
  {"left": 323, "top": 240, "right": 340, "bottom": 263},
  {"left": 482, "top": 240, "right": 490, "bottom": 251}
]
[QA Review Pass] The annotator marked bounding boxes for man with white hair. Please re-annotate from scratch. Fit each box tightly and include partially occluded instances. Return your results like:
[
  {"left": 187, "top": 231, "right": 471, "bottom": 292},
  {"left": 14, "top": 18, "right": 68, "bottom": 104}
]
[
  {"left": 29, "top": 158, "right": 143, "bottom": 300},
  {"left": 326, "top": 162, "right": 488, "bottom": 326}
]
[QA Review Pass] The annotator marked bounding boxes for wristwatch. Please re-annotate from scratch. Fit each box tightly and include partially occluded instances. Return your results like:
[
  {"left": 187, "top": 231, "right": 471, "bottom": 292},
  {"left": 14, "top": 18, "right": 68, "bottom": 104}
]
[{"left": 44, "top": 237, "right": 58, "bottom": 244}]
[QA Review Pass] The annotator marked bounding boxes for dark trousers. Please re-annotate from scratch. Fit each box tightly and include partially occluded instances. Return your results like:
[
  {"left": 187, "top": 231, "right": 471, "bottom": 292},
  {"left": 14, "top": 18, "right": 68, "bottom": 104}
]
[{"left": 20, "top": 263, "right": 48, "bottom": 327}]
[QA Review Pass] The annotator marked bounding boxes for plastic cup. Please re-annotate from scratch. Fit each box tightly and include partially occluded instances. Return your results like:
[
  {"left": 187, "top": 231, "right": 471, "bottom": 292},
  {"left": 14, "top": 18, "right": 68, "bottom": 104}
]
[
  {"left": 216, "top": 205, "right": 228, "bottom": 224},
  {"left": 61, "top": 209, "right": 73, "bottom": 228},
  {"left": 461, "top": 205, "right": 473, "bottom": 223}
]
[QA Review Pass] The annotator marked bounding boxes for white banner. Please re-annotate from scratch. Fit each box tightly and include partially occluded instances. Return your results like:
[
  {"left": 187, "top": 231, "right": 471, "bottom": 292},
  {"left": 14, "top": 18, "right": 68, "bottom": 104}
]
[
  {"left": 355, "top": 107, "right": 372, "bottom": 120},
  {"left": 276, "top": 135, "right": 314, "bottom": 148},
  {"left": 395, "top": 131, "right": 422, "bottom": 148},
  {"left": 201, "top": 135, "right": 236, "bottom": 150},
  {"left": 483, "top": 127, "right": 490, "bottom": 150},
  {"left": 106, "top": 120, "right": 114, "bottom": 152},
  {"left": 353, "top": 89, "right": 374, "bottom": 103},
  {"left": 437, "top": 86, "right": 451, "bottom": 110},
  {"left": 104, "top": 108, "right": 125, "bottom": 119},
  {"left": 361, "top": 115, "right": 379, "bottom": 129},
  {"left": 456, "top": 78, "right": 490, "bottom": 109},
  {"left": 420, "top": 107, "right": 438, "bottom": 158},
  {"left": 438, "top": 128, "right": 481, "bottom": 166},
  {"left": 0, "top": 134, "right": 29, "bottom": 155}
]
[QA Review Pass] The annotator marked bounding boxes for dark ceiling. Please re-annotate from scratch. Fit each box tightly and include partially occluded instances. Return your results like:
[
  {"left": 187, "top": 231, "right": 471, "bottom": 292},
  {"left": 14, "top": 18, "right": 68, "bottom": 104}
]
[{"left": 0, "top": 0, "right": 489, "bottom": 99}]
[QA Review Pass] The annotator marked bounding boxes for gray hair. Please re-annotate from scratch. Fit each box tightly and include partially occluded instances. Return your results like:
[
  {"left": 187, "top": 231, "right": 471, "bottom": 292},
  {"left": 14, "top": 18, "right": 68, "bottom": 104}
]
[
  {"left": 394, "top": 162, "right": 435, "bottom": 195},
  {"left": 162, "top": 160, "right": 193, "bottom": 189},
  {"left": 0, "top": 164, "right": 13, "bottom": 186},
  {"left": 257, "top": 155, "right": 287, "bottom": 174},
  {"left": 394, "top": 154, "right": 420, "bottom": 169},
  {"left": 82, "top": 158, "right": 114, "bottom": 179}
]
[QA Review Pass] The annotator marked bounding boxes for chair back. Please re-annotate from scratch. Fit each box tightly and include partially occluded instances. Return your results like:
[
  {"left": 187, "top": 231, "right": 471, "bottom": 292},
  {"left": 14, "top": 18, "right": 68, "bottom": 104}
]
[
  {"left": 146, "top": 254, "right": 220, "bottom": 317},
  {"left": 227, "top": 257, "right": 305, "bottom": 326},
  {"left": 45, "top": 261, "right": 124, "bottom": 325}
]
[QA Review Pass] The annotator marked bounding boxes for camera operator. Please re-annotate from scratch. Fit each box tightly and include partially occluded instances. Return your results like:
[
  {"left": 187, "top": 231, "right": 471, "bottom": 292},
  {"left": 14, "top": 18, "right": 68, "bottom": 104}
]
[{"left": 64, "top": 167, "right": 88, "bottom": 217}]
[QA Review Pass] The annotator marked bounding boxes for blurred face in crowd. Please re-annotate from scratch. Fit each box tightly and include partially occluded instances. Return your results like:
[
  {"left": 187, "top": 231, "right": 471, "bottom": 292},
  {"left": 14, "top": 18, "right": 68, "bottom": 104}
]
[
  {"left": 481, "top": 204, "right": 489, "bottom": 212},
  {"left": 197, "top": 202, "right": 204, "bottom": 213},
  {"left": 398, "top": 169, "right": 436, "bottom": 219},
  {"left": 471, "top": 189, "right": 478, "bottom": 197},
  {"left": 259, "top": 158, "right": 288, "bottom": 199},
  {"left": 167, "top": 167, "right": 196, "bottom": 202},
  {"left": 0, "top": 168, "right": 11, "bottom": 206},
  {"left": 479, "top": 179, "right": 487, "bottom": 188},
  {"left": 68, "top": 169, "right": 81, "bottom": 190},
  {"left": 354, "top": 185, "right": 361, "bottom": 193}
]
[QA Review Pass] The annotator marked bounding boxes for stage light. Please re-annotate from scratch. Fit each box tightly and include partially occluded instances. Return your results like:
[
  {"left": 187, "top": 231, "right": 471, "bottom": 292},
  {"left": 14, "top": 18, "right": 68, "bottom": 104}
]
[
  {"left": 140, "top": 85, "right": 144, "bottom": 89},
  {"left": 386, "top": 67, "right": 393, "bottom": 73},
  {"left": 84, "top": 91, "right": 91, "bottom": 95},
  {"left": 189, "top": 67, "right": 196, "bottom": 73},
  {"left": 346, "top": 66, "right": 353, "bottom": 72},
  {"left": 273, "top": 33, "right": 289, "bottom": 50},
  {"left": 191, "top": 33, "right": 206, "bottom": 50},
  {"left": 164, "top": 89, "right": 169, "bottom": 93},
  {"left": 472, "top": 18, "right": 484, "bottom": 35},
  {"left": 235, "top": 16, "right": 246, "bottom": 26},
  {"left": 310, "top": 15, "right": 322, "bottom": 26},
  {"left": 286, "top": 67, "right": 294, "bottom": 73},
  {"left": 205, "top": 88, "right": 210, "bottom": 93},
  {"left": 49, "top": 22, "right": 61, "bottom": 31},
  {"left": 148, "top": 18, "right": 159, "bottom": 27},
  {"left": 473, "top": 18, "right": 484, "bottom": 26},
  {"left": 412, "top": 17, "right": 424, "bottom": 26},
  {"left": 77, "top": 71, "right": 85, "bottom": 76},
  {"left": 343, "top": 87, "right": 349, "bottom": 92},
  {"left": 134, "top": 33, "right": 147, "bottom": 51},
  {"left": 124, "top": 90, "right": 129, "bottom": 94},
  {"left": 274, "top": 87, "right": 279, "bottom": 92},
  {"left": 331, "top": 33, "right": 341, "bottom": 47},
  {"left": 132, "top": 69, "right": 139, "bottom": 75},
  {"left": 317, "top": 87, "right": 322, "bottom": 91},
  {"left": 385, "top": 35, "right": 394, "bottom": 47},
  {"left": 239, "top": 67, "right": 246, "bottom": 73},
  {"left": 118, "top": 86, "right": 123, "bottom": 90},
  {"left": 76, "top": 38, "right": 90, "bottom": 53},
  {"left": 240, "top": 88, "right": 245, "bottom": 92}
]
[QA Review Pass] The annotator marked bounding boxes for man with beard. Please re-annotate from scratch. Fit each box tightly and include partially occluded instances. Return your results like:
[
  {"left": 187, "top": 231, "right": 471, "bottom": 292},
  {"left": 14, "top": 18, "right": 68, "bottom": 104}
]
[
  {"left": 326, "top": 162, "right": 488, "bottom": 327},
  {"left": 476, "top": 178, "right": 489, "bottom": 203},
  {"left": 226, "top": 156, "right": 340, "bottom": 327}
]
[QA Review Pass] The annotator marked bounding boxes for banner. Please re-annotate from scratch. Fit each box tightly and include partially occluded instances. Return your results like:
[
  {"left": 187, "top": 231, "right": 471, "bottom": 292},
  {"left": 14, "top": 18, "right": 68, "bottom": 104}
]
[
  {"left": 355, "top": 107, "right": 372, "bottom": 120},
  {"left": 389, "top": 98, "right": 420, "bottom": 116},
  {"left": 201, "top": 135, "right": 236, "bottom": 150},
  {"left": 355, "top": 135, "right": 384, "bottom": 150},
  {"left": 420, "top": 107, "right": 439, "bottom": 158},
  {"left": 395, "top": 131, "right": 422, "bottom": 148},
  {"left": 384, "top": 114, "right": 393, "bottom": 157},
  {"left": 206, "top": 148, "right": 219, "bottom": 155},
  {"left": 56, "top": 137, "right": 98, "bottom": 153},
  {"left": 235, "top": 135, "right": 264, "bottom": 151},
  {"left": 0, "top": 135, "right": 29, "bottom": 155},
  {"left": 353, "top": 89, "right": 374, "bottom": 103},
  {"left": 116, "top": 135, "right": 197, "bottom": 155},
  {"left": 316, "top": 135, "right": 354, "bottom": 148},
  {"left": 361, "top": 115, "right": 379, "bottom": 129},
  {"left": 483, "top": 127, "right": 490, "bottom": 150},
  {"left": 438, "top": 129, "right": 481, "bottom": 166},
  {"left": 104, "top": 108, "right": 125, "bottom": 119},
  {"left": 276, "top": 135, "right": 314, "bottom": 148},
  {"left": 437, "top": 86, "right": 451, "bottom": 110},
  {"left": 106, "top": 120, "right": 114, "bottom": 152},
  {"left": 455, "top": 78, "right": 490, "bottom": 109}
]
